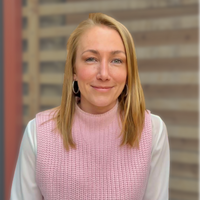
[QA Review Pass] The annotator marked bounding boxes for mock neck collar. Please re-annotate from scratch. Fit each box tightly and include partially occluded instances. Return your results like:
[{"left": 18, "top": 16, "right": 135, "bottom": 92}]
[{"left": 75, "top": 101, "right": 119, "bottom": 128}]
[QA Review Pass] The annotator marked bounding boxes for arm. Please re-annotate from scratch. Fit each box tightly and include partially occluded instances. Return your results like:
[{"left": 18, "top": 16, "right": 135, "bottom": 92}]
[
  {"left": 10, "top": 119, "right": 43, "bottom": 200},
  {"left": 143, "top": 114, "right": 170, "bottom": 200}
]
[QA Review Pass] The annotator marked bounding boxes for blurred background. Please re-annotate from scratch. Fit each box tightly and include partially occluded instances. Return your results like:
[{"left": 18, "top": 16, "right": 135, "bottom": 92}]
[{"left": 2, "top": 0, "right": 198, "bottom": 199}]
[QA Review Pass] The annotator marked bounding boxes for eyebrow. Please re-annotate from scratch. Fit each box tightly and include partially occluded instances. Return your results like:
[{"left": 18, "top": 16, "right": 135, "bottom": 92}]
[
  {"left": 81, "top": 49, "right": 126, "bottom": 56},
  {"left": 111, "top": 50, "right": 126, "bottom": 55},
  {"left": 82, "top": 49, "right": 99, "bottom": 55}
]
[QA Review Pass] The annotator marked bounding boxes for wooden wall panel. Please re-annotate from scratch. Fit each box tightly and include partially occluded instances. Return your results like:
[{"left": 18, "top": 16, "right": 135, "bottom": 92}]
[
  {"left": 27, "top": 0, "right": 40, "bottom": 118},
  {"left": 22, "top": 15, "right": 198, "bottom": 38},
  {"left": 65, "top": 6, "right": 198, "bottom": 23},
  {"left": 133, "top": 28, "right": 198, "bottom": 46},
  {"left": 22, "top": 0, "right": 198, "bottom": 16},
  {"left": 21, "top": 0, "right": 198, "bottom": 199}
]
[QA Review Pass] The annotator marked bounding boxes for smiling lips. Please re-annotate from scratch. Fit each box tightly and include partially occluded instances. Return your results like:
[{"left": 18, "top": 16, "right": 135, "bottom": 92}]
[{"left": 91, "top": 85, "right": 113, "bottom": 92}]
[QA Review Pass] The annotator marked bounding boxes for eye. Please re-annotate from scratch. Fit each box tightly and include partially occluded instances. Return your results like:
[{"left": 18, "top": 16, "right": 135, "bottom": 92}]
[
  {"left": 112, "top": 59, "right": 122, "bottom": 64},
  {"left": 86, "top": 57, "right": 97, "bottom": 62}
]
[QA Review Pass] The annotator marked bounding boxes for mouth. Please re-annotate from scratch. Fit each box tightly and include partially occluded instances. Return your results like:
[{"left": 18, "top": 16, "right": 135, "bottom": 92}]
[{"left": 91, "top": 85, "right": 113, "bottom": 92}]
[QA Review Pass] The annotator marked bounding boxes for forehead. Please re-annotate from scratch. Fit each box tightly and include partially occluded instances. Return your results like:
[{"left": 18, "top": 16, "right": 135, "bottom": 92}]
[{"left": 76, "top": 25, "right": 125, "bottom": 53}]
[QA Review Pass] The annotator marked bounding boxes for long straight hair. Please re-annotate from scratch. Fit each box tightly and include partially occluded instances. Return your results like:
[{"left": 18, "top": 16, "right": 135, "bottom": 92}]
[{"left": 53, "top": 13, "right": 146, "bottom": 150}]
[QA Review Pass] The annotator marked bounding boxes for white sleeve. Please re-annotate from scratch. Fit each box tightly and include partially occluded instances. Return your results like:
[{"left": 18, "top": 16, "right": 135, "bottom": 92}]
[
  {"left": 10, "top": 119, "right": 43, "bottom": 200},
  {"left": 143, "top": 114, "right": 170, "bottom": 200}
]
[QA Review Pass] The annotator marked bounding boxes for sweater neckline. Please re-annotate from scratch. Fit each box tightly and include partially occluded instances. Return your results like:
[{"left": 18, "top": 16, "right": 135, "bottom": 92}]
[{"left": 75, "top": 101, "right": 119, "bottom": 127}]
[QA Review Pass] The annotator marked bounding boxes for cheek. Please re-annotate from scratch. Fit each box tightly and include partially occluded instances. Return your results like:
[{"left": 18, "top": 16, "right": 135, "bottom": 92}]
[
  {"left": 119, "top": 73, "right": 127, "bottom": 83},
  {"left": 76, "top": 67, "right": 95, "bottom": 82},
  {"left": 111, "top": 68, "right": 127, "bottom": 84}
]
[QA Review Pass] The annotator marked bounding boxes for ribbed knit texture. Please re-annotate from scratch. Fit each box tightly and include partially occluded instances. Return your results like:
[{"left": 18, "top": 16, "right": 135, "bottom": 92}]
[{"left": 36, "top": 103, "right": 152, "bottom": 200}]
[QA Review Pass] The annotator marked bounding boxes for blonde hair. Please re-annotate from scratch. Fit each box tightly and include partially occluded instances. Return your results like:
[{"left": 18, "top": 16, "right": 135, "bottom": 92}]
[{"left": 54, "top": 13, "right": 146, "bottom": 150}]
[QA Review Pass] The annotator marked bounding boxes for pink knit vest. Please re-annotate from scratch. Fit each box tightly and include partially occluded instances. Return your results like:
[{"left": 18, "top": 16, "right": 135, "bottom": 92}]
[{"left": 36, "top": 103, "right": 152, "bottom": 200}]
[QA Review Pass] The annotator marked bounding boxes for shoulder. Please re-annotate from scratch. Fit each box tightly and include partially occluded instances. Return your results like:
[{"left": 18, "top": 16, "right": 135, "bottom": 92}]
[
  {"left": 150, "top": 113, "right": 168, "bottom": 152},
  {"left": 26, "top": 118, "right": 37, "bottom": 143},
  {"left": 21, "top": 118, "right": 37, "bottom": 155},
  {"left": 150, "top": 113, "right": 166, "bottom": 133},
  {"left": 36, "top": 108, "right": 57, "bottom": 118},
  {"left": 35, "top": 108, "right": 58, "bottom": 127}
]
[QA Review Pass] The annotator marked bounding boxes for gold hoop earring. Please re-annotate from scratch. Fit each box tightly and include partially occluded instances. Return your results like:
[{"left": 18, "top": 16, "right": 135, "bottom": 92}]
[{"left": 72, "top": 81, "right": 79, "bottom": 94}]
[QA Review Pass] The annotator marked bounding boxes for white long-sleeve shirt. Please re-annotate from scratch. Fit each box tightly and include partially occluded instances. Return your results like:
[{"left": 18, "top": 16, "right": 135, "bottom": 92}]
[{"left": 10, "top": 114, "right": 170, "bottom": 200}]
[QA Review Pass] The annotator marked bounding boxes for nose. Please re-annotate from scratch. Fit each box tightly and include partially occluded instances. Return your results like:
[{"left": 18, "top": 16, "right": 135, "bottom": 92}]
[{"left": 96, "top": 60, "right": 110, "bottom": 81}]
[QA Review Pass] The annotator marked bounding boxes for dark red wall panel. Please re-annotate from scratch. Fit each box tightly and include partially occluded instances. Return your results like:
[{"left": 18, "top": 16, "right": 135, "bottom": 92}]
[{"left": 3, "top": 0, "right": 22, "bottom": 199}]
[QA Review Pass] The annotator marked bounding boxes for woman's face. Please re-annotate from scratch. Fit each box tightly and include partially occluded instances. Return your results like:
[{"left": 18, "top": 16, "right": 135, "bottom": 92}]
[{"left": 74, "top": 25, "right": 127, "bottom": 114}]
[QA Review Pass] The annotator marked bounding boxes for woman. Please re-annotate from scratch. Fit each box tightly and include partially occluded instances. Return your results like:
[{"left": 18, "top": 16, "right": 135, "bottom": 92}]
[{"left": 10, "top": 13, "right": 169, "bottom": 200}]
